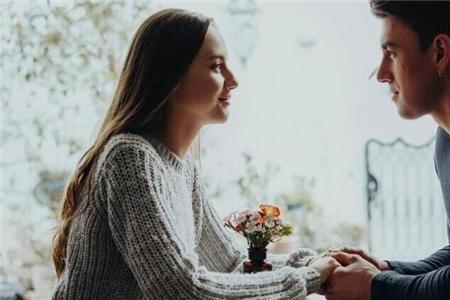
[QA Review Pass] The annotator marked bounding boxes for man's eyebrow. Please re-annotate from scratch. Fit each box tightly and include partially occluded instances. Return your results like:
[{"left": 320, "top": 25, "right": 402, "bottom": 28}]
[{"left": 381, "top": 41, "right": 397, "bottom": 50}]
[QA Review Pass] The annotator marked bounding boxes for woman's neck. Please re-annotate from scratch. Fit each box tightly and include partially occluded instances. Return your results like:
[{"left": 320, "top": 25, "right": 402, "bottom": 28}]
[{"left": 152, "top": 118, "right": 202, "bottom": 159}]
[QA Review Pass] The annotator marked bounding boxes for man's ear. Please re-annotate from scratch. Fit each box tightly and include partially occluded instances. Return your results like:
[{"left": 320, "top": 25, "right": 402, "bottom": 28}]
[
  {"left": 433, "top": 34, "right": 450, "bottom": 76},
  {"left": 170, "top": 83, "right": 180, "bottom": 97}
]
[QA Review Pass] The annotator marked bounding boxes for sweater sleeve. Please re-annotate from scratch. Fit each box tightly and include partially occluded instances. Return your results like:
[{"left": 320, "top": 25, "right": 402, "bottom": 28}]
[
  {"left": 386, "top": 246, "right": 450, "bottom": 275},
  {"left": 102, "top": 145, "right": 322, "bottom": 299},
  {"left": 372, "top": 266, "right": 450, "bottom": 300},
  {"left": 194, "top": 180, "right": 291, "bottom": 272},
  {"left": 198, "top": 196, "right": 318, "bottom": 274},
  {"left": 193, "top": 164, "right": 321, "bottom": 294},
  {"left": 372, "top": 246, "right": 450, "bottom": 300}
]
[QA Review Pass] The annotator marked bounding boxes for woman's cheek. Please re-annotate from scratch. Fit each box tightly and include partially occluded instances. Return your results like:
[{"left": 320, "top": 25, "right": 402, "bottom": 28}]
[{"left": 210, "top": 73, "right": 225, "bottom": 93}]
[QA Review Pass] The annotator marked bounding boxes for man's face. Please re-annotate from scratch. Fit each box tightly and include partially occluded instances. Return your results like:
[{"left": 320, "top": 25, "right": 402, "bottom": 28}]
[{"left": 376, "top": 15, "right": 440, "bottom": 119}]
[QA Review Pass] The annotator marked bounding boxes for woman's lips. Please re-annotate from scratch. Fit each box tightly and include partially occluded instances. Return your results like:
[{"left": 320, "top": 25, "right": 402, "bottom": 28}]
[{"left": 219, "top": 96, "right": 231, "bottom": 105}]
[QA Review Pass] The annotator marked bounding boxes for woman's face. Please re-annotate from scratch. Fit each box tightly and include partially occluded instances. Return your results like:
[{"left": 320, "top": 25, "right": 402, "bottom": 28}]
[{"left": 169, "top": 24, "right": 238, "bottom": 125}]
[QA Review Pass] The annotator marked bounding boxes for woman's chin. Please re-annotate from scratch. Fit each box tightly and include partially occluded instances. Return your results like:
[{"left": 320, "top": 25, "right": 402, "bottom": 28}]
[{"left": 207, "top": 112, "right": 229, "bottom": 125}]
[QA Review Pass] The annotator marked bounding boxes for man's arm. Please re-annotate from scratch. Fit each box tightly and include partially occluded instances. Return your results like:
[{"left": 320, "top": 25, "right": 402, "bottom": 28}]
[
  {"left": 372, "top": 265, "right": 450, "bottom": 300},
  {"left": 371, "top": 246, "right": 450, "bottom": 299},
  {"left": 338, "top": 246, "right": 450, "bottom": 299},
  {"left": 386, "top": 245, "right": 450, "bottom": 275}
]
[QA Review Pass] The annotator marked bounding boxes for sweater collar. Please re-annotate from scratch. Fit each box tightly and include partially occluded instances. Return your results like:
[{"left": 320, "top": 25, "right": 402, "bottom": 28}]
[{"left": 141, "top": 135, "right": 188, "bottom": 172}]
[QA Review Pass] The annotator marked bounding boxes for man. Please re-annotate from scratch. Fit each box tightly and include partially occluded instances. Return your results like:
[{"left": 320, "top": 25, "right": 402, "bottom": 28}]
[{"left": 323, "top": 1, "right": 450, "bottom": 300}]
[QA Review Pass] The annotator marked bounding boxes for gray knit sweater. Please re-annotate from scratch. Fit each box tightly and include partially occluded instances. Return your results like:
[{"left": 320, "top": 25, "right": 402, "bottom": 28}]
[{"left": 52, "top": 133, "right": 322, "bottom": 299}]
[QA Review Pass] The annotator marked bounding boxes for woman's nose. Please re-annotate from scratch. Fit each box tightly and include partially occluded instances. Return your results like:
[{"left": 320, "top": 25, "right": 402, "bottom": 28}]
[{"left": 225, "top": 68, "right": 239, "bottom": 90}]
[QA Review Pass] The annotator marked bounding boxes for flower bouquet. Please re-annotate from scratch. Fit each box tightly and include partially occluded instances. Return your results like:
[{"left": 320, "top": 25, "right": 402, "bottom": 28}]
[{"left": 224, "top": 204, "right": 293, "bottom": 273}]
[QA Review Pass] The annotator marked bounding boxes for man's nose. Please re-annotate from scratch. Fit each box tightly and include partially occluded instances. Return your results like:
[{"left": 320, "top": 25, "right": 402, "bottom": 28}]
[{"left": 376, "top": 58, "right": 393, "bottom": 83}]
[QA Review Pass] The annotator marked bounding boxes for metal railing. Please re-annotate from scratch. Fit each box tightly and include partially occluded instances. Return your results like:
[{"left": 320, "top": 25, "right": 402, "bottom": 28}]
[{"left": 365, "top": 137, "right": 447, "bottom": 260}]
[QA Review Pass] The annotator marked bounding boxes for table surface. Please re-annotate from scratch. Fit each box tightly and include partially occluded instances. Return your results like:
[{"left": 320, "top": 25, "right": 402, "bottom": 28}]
[{"left": 307, "top": 294, "right": 326, "bottom": 300}]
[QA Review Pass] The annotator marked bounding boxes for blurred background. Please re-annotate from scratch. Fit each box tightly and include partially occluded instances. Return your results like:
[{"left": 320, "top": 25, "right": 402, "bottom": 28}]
[{"left": 1, "top": 0, "right": 447, "bottom": 299}]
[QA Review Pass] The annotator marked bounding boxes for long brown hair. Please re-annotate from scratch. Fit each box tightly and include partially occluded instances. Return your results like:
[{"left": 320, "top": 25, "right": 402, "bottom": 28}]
[{"left": 52, "top": 8, "right": 211, "bottom": 278}]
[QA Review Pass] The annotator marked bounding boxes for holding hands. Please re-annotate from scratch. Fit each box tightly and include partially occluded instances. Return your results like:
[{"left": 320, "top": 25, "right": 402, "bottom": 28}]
[
  {"left": 287, "top": 246, "right": 388, "bottom": 299},
  {"left": 309, "top": 255, "right": 342, "bottom": 282},
  {"left": 336, "top": 247, "right": 390, "bottom": 271},
  {"left": 315, "top": 247, "right": 387, "bottom": 300}
]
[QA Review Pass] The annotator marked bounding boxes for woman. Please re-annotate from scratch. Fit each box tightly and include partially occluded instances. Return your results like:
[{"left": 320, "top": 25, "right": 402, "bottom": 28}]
[{"left": 52, "top": 8, "right": 339, "bottom": 299}]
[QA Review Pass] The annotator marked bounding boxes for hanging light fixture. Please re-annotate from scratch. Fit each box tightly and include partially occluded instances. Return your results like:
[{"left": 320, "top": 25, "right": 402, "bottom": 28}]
[{"left": 227, "top": 0, "right": 258, "bottom": 67}]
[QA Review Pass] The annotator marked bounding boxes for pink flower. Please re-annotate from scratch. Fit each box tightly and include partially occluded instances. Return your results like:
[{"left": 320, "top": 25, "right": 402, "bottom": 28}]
[
  {"left": 236, "top": 209, "right": 252, "bottom": 224},
  {"left": 223, "top": 211, "right": 237, "bottom": 224},
  {"left": 248, "top": 211, "right": 263, "bottom": 226},
  {"left": 223, "top": 204, "right": 292, "bottom": 248}
]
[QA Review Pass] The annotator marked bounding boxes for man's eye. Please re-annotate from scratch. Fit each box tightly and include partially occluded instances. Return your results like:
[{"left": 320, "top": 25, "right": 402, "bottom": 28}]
[{"left": 387, "top": 51, "right": 395, "bottom": 59}]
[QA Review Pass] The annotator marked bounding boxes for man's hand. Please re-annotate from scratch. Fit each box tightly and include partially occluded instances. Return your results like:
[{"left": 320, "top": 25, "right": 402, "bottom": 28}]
[
  {"left": 339, "top": 246, "right": 390, "bottom": 271},
  {"left": 323, "top": 252, "right": 381, "bottom": 300}
]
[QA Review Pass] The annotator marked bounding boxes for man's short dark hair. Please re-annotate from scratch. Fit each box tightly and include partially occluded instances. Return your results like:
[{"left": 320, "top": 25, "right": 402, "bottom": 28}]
[{"left": 370, "top": 1, "right": 450, "bottom": 51}]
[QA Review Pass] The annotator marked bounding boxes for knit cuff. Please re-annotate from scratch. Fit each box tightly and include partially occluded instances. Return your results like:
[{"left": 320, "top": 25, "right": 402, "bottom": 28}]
[
  {"left": 302, "top": 267, "right": 322, "bottom": 294},
  {"left": 267, "top": 253, "right": 290, "bottom": 270},
  {"left": 286, "top": 248, "right": 318, "bottom": 268},
  {"left": 230, "top": 253, "right": 247, "bottom": 273}
]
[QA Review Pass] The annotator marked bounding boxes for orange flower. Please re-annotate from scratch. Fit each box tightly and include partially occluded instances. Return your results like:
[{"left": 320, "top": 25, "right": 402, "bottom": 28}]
[{"left": 259, "top": 204, "right": 281, "bottom": 219}]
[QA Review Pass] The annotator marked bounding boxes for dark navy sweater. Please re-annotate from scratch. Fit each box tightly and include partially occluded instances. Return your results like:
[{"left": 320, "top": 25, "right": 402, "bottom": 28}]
[{"left": 372, "top": 127, "right": 450, "bottom": 300}]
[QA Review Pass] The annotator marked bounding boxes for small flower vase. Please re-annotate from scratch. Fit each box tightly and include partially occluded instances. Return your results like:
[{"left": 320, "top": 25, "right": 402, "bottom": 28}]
[{"left": 243, "top": 247, "right": 272, "bottom": 273}]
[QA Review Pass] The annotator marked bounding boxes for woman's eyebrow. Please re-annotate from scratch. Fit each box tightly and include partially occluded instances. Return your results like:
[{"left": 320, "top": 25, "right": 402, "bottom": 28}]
[{"left": 206, "top": 55, "right": 225, "bottom": 61}]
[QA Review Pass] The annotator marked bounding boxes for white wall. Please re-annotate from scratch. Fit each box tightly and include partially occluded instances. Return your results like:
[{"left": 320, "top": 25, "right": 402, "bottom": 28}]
[{"left": 155, "top": 1, "right": 437, "bottom": 230}]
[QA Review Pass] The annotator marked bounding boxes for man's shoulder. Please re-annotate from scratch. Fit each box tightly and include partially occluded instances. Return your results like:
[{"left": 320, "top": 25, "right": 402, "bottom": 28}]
[
  {"left": 435, "top": 127, "right": 450, "bottom": 163},
  {"left": 436, "top": 127, "right": 450, "bottom": 142}
]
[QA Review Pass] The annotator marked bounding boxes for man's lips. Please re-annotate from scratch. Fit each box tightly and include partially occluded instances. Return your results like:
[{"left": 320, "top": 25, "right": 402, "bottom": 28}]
[
  {"left": 390, "top": 86, "right": 399, "bottom": 95},
  {"left": 391, "top": 90, "right": 399, "bottom": 101}
]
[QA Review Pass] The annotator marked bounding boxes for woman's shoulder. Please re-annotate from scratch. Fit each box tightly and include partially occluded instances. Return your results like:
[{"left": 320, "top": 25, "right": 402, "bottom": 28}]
[
  {"left": 105, "top": 131, "right": 159, "bottom": 155},
  {"left": 105, "top": 132, "right": 155, "bottom": 151},
  {"left": 94, "top": 132, "right": 163, "bottom": 175}
]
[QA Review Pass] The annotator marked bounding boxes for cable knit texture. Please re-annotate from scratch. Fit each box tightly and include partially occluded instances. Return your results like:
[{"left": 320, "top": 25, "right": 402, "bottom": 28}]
[{"left": 52, "top": 133, "right": 321, "bottom": 299}]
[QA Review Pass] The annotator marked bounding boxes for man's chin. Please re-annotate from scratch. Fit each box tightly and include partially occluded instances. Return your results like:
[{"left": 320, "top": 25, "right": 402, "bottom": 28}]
[{"left": 397, "top": 106, "right": 423, "bottom": 120}]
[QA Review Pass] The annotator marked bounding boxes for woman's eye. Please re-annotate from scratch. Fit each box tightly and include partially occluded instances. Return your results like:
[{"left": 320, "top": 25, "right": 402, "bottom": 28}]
[{"left": 211, "top": 63, "right": 223, "bottom": 72}]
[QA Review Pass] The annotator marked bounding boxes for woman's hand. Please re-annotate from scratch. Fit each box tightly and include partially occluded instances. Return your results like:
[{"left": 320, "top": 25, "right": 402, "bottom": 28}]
[
  {"left": 286, "top": 248, "right": 318, "bottom": 267},
  {"left": 309, "top": 256, "right": 341, "bottom": 282},
  {"left": 338, "top": 246, "right": 390, "bottom": 271}
]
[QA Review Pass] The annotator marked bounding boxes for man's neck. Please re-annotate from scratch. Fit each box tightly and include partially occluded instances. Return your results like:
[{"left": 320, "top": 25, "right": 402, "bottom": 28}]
[{"left": 431, "top": 83, "right": 450, "bottom": 134}]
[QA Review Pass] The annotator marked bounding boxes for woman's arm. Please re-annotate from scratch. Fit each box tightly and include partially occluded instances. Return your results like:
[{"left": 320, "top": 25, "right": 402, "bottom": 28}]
[
  {"left": 192, "top": 163, "right": 322, "bottom": 292},
  {"left": 196, "top": 189, "right": 317, "bottom": 273},
  {"left": 102, "top": 145, "right": 323, "bottom": 299}
]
